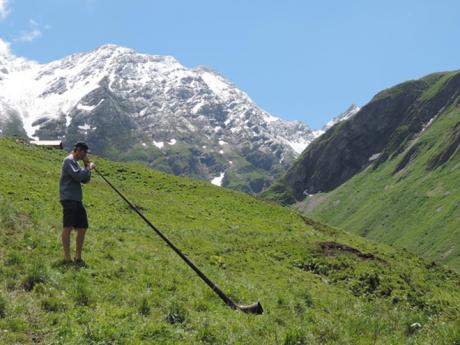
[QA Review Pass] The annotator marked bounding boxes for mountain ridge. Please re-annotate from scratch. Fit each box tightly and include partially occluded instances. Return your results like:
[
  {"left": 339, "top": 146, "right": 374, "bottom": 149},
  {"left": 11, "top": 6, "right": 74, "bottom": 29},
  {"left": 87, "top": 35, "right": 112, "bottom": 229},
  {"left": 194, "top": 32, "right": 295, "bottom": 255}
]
[
  {"left": 0, "top": 44, "right": 317, "bottom": 193},
  {"left": 262, "top": 70, "right": 460, "bottom": 203}
]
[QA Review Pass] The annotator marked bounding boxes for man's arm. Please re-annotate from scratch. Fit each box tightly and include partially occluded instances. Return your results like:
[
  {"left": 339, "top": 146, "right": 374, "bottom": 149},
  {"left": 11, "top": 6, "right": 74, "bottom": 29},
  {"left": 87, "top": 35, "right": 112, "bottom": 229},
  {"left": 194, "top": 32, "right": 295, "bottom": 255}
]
[{"left": 63, "top": 159, "right": 91, "bottom": 183}]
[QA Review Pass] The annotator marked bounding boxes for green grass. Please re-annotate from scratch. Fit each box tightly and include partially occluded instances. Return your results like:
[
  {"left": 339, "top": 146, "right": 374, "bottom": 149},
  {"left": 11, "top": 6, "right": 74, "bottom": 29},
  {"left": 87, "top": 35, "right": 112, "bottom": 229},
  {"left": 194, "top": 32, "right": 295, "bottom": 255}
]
[
  {"left": 419, "top": 70, "right": 460, "bottom": 103},
  {"left": 301, "top": 101, "right": 460, "bottom": 271},
  {"left": 0, "top": 137, "right": 459, "bottom": 344},
  {"left": 369, "top": 79, "right": 428, "bottom": 103}
]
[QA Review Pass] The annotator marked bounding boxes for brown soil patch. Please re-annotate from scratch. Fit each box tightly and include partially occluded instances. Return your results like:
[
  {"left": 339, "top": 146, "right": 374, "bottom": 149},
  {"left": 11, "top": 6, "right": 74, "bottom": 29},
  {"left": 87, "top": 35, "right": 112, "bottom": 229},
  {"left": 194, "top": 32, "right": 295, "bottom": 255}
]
[{"left": 319, "top": 241, "right": 384, "bottom": 262}]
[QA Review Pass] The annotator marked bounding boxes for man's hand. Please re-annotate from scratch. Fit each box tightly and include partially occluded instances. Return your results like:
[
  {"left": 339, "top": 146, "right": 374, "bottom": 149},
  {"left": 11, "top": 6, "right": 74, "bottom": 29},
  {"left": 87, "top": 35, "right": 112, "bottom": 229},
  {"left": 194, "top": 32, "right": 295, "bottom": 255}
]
[
  {"left": 88, "top": 162, "right": 96, "bottom": 170},
  {"left": 82, "top": 155, "right": 90, "bottom": 167}
]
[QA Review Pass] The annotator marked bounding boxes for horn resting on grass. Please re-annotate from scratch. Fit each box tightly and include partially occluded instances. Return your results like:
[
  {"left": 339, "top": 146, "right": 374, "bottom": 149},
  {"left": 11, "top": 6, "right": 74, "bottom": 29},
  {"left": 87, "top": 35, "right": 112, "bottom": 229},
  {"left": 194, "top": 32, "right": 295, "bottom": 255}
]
[{"left": 94, "top": 168, "right": 264, "bottom": 315}]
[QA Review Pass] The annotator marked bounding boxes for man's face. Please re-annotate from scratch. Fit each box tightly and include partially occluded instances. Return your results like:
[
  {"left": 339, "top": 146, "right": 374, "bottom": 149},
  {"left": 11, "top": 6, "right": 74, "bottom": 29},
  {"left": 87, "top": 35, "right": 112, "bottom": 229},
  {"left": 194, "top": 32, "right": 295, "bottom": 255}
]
[{"left": 74, "top": 148, "right": 87, "bottom": 161}]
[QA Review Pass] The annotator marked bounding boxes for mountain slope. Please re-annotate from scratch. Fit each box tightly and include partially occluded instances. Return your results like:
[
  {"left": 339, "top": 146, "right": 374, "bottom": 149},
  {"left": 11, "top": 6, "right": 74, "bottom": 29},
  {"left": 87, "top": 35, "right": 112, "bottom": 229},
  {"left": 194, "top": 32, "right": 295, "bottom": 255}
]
[
  {"left": 0, "top": 137, "right": 459, "bottom": 344},
  {"left": 0, "top": 44, "right": 316, "bottom": 194},
  {"left": 298, "top": 90, "right": 460, "bottom": 269},
  {"left": 263, "top": 70, "right": 460, "bottom": 270}
]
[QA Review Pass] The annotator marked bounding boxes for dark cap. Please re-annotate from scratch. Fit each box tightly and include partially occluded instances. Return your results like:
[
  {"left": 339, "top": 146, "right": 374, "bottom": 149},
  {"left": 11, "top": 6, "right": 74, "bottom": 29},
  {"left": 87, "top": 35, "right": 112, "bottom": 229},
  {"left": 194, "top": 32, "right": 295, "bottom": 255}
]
[{"left": 74, "top": 141, "right": 90, "bottom": 152}]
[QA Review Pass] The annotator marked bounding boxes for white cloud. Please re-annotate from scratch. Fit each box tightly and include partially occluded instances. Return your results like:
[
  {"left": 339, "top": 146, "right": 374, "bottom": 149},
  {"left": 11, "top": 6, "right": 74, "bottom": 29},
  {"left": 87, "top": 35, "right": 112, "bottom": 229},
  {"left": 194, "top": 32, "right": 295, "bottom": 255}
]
[
  {"left": 0, "top": 0, "right": 9, "bottom": 20},
  {"left": 14, "top": 19, "right": 47, "bottom": 43},
  {"left": 16, "top": 28, "right": 42, "bottom": 42},
  {"left": 0, "top": 37, "right": 10, "bottom": 55}
]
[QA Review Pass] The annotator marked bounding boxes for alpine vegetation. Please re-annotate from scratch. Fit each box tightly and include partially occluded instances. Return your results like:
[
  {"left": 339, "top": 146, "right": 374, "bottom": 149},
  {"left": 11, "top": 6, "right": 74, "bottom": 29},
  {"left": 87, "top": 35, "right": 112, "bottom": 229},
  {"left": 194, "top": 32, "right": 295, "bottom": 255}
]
[
  {"left": 264, "top": 70, "right": 460, "bottom": 271},
  {"left": 0, "top": 137, "right": 459, "bottom": 344}
]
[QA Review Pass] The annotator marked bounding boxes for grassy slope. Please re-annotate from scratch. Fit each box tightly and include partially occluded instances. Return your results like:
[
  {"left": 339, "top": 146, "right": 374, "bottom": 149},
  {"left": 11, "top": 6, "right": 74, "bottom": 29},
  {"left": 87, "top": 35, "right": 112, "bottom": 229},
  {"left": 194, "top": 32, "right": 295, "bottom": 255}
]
[
  {"left": 0, "top": 138, "right": 459, "bottom": 344},
  {"left": 300, "top": 89, "right": 460, "bottom": 270}
]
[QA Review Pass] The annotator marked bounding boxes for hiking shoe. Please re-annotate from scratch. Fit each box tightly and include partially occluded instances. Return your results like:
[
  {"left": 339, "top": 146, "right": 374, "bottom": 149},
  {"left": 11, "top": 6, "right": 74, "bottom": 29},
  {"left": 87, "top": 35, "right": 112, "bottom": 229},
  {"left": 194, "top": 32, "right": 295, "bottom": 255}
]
[
  {"left": 61, "top": 259, "right": 73, "bottom": 266},
  {"left": 51, "top": 259, "right": 73, "bottom": 269},
  {"left": 73, "top": 258, "right": 87, "bottom": 268}
]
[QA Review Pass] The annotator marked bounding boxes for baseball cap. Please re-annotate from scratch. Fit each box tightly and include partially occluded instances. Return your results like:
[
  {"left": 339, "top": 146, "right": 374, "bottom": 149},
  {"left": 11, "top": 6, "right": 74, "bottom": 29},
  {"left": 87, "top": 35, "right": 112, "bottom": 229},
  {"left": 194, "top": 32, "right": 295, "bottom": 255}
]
[{"left": 74, "top": 141, "right": 90, "bottom": 152}]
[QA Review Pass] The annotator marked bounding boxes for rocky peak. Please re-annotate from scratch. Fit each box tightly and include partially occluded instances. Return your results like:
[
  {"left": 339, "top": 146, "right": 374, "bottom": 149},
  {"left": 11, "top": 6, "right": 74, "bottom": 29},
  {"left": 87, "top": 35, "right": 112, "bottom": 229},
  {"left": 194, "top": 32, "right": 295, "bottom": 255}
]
[
  {"left": 322, "top": 103, "right": 360, "bottom": 132},
  {"left": 0, "top": 44, "right": 317, "bottom": 193}
]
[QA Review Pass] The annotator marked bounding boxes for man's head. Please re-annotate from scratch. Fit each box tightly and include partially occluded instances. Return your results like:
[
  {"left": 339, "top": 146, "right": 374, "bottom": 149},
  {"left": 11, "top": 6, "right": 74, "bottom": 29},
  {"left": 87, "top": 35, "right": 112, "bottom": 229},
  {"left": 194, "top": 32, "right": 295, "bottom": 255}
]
[{"left": 72, "top": 142, "right": 90, "bottom": 160}]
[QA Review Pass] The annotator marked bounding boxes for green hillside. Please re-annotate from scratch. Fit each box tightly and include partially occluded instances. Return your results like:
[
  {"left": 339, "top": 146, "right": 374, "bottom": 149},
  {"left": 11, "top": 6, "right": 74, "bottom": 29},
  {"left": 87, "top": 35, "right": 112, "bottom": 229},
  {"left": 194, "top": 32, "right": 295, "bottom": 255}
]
[
  {"left": 262, "top": 71, "right": 460, "bottom": 206},
  {"left": 0, "top": 138, "right": 459, "bottom": 344},
  {"left": 297, "top": 74, "right": 460, "bottom": 271},
  {"left": 262, "top": 70, "right": 460, "bottom": 272}
]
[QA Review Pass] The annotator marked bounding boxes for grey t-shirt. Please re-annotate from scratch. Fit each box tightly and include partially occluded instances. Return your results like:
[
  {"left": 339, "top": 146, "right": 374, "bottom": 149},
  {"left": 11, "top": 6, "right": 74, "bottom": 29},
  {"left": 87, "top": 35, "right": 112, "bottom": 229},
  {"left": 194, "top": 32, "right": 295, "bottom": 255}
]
[{"left": 59, "top": 154, "right": 91, "bottom": 201}]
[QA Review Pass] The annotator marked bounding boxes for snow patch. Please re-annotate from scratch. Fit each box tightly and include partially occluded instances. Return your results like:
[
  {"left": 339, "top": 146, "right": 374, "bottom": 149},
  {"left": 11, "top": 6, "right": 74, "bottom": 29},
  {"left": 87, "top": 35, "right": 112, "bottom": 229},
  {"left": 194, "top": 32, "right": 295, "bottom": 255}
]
[
  {"left": 288, "top": 139, "right": 311, "bottom": 155},
  {"left": 191, "top": 101, "right": 205, "bottom": 114},
  {"left": 312, "top": 129, "right": 325, "bottom": 137},
  {"left": 368, "top": 153, "right": 381, "bottom": 162},
  {"left": 211, "top": 172, "right": 225, "bottom": 186},
  {"left": 199, "top": 71, "right": 232, "bottom": 100},
  {"left": 76, "top": 98, "right": 104, "bottom": 112},
  {"left": 139, "top": 107, "right": 147, "bottom": 116},
  {"left": 262, "top": 112, "right": 279, "bottom": 123},
  {"left": 323, "top": 104, "right": 360, "bottom": 131},
  {"left": 303, "top": 190, "right": 315, "bottom": 197},
  {"left": 219, "top": 149, "right": 224, "bottom": 154},
  {"left": 153, "top": 141, "right": 164, "bottom": 149},
  {"left": 168, "top": 138, "right": 177, "bottom": 145},
  {"left": 77, "top": 104, "right": 96, "bottom": 112},
  {"left": 422, "top": 116, "right": 437, "bottom": 132},
  {"left": 218, "top": 140, "right": 226, "bottom": 145},
  {"left": 78, "top": 124, "right": 91, "bottom": 131},
  {"left": 0, "top": 56, "right": 106, "bottom": 136}
]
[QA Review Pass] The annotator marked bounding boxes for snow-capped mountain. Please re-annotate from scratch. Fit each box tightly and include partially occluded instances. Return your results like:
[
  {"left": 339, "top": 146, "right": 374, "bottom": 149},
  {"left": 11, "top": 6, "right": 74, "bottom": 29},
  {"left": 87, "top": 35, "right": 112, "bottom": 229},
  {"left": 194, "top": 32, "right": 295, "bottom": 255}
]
[
  {"left": 0, "top": 44, "right": 317, "bottom": 193},
  {"left": 313, "top": 104, "right": 360, "bottom": 137},
  {"left": 324, "top": 104, "right": 360, "bottom": 129}
]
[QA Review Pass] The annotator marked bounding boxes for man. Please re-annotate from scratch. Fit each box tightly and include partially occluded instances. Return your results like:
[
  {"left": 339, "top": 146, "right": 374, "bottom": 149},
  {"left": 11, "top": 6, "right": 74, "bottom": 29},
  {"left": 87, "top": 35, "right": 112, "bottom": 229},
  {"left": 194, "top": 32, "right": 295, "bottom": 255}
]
[{"left": 59, "top": 141, "right": 96, "bottom": 266}]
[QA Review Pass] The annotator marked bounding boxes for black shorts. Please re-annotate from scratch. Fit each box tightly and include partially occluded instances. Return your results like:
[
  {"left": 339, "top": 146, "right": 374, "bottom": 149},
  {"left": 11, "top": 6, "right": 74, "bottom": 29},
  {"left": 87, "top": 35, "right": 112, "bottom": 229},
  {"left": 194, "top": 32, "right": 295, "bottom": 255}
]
[{"left": 61, "top": 200, "right": 89, "bottom": 229}]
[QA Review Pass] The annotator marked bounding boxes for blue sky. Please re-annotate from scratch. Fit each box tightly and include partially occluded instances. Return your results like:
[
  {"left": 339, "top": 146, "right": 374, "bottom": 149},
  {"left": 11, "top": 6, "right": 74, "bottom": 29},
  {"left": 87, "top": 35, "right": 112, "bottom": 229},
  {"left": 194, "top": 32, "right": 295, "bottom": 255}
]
[{"left": 1, "top": 0, "right": 459, "bottom": 128}]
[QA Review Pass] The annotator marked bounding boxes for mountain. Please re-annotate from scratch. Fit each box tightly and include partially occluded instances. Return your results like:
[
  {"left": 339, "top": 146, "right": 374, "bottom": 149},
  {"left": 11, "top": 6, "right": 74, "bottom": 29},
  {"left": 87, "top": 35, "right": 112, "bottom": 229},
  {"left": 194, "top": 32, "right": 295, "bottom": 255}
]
[
  {"left": 0, "top": 44, "right": 317, "bottom": 194},
  {"left": 316, "top": 104, "right": 360, "bottom": 136},
  {"left": 1, "top": 137, "right": 459, "bottom": 344},
  {"left": 262, "top": 70, "right": 460, "bottom": 270}
]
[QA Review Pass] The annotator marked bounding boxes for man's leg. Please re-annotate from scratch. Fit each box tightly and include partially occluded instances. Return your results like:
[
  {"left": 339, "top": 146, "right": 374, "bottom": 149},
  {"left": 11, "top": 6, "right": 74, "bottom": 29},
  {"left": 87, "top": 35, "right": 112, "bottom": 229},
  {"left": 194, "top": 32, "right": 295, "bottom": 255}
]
[
  {"left": 75, "top": 228, "right": 87, "bottom": 260},
  {"left": 62, "top": 227, "right": 72, "bottom": 261}
]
